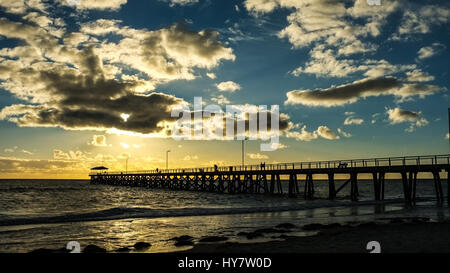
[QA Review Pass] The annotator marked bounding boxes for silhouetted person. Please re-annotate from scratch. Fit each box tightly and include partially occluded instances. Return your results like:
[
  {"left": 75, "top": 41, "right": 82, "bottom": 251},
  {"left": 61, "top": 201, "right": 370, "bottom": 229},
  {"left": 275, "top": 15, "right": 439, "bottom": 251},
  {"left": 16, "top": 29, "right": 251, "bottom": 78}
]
[
  {"left": 338, "top": 162, "right": 348, "bottom": 168},
  {"left": 214, "top": 164, "right": 218, "bottom": 172}
]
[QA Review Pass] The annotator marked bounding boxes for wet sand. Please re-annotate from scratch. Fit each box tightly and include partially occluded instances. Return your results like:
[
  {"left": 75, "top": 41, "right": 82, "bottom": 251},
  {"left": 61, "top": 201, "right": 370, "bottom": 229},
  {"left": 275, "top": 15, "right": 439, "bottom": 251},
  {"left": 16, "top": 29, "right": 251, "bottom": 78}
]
[{"left": 184, "top": 219, "right": 450, "bottom": 253}]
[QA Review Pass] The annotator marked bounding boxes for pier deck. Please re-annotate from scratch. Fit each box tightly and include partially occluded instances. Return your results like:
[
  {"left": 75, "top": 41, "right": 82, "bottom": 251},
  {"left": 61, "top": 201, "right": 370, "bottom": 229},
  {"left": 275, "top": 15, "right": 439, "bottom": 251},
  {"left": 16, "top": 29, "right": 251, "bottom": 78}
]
[{"left": 90, "top": 154, "right": 450, "bottom": 203}]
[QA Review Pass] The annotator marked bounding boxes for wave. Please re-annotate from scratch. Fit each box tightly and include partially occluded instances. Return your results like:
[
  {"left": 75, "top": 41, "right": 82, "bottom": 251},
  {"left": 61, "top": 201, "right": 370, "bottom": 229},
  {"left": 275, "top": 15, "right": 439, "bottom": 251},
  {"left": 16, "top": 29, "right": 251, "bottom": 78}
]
[{"left": 0, "top": 198, "right": 418, "bottom": 227}]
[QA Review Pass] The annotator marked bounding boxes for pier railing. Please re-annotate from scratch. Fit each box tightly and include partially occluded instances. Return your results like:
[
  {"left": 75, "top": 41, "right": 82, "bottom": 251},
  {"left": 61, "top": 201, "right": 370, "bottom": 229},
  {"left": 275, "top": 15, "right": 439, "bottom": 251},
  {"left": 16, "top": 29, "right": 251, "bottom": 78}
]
[{"left": 90, "top": 154, "right": 450, "bottom": 176}]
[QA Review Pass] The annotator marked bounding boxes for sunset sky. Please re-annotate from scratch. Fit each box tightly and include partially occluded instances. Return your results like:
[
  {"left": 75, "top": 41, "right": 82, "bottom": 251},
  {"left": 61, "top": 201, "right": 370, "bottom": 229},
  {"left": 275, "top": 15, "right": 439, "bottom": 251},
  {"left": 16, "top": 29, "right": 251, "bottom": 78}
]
[{"left": 0, "top": 0, "right": 449, "bottom": 179}]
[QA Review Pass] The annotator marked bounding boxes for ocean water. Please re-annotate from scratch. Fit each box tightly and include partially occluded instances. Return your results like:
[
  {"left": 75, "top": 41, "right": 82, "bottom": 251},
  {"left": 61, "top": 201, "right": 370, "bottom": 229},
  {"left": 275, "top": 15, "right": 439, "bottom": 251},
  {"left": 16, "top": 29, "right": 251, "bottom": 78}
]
[{"left": 0, "top": 179, "right": 448, "bottom": 253}]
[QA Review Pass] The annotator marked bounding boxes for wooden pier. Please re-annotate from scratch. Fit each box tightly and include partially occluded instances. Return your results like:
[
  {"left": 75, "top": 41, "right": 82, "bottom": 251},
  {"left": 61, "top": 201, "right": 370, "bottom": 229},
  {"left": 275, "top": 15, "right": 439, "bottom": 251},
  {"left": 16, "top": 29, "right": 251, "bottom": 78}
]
[{"left": 90, "top": 154, "right": 450, "bottom": 204}]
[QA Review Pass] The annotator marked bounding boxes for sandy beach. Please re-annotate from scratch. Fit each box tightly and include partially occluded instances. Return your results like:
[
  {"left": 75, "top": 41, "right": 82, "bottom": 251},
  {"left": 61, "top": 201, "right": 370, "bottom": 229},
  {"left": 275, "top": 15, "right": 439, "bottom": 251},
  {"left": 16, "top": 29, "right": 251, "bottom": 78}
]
[{"left": 184, "top": 218, "right": 450, "bottom": 253}]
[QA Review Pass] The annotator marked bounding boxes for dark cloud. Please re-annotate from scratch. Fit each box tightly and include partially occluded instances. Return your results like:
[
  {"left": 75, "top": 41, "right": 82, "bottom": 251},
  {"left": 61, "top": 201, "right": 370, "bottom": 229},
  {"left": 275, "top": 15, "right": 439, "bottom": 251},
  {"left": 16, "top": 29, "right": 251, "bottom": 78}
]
[
  {"left": 0, "top": 16, "right": 242, "bottom": 137},
  {"left": 285, "top": 77, "right": 442, "bottom": 107},
  {"left": 0, "top": 157, "right": 72, "bottom": 173}
]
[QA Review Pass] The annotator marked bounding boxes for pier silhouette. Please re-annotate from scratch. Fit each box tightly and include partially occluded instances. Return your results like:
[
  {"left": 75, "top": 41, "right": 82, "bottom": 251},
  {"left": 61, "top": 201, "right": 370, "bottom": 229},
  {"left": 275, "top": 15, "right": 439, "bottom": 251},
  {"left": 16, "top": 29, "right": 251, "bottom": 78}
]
[{"left": 90, "top": 154, "right": 450, "bottom": 204}]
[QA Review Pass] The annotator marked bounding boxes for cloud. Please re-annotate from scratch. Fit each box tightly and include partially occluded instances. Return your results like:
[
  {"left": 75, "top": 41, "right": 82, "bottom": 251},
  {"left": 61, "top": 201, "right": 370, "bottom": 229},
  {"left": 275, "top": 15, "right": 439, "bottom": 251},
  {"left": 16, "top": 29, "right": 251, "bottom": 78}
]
[
  {"left": 386, "top": 107, "right": 420, "bottom": 124},
  {"left": 291, "top": 45, "right": 415, "bottom": 78},
  {"left": 120, "top": 142, "right": 130, "bottom": 149},
  {"left": 59, "top": 0, "right": 128, "bottom": 10},
  {"left": 0, "top": 156, "right": 73, "bottom": 175},
  {"left": 417, "top": 43, "right": 446, "bottom": 60},
  {"left": 0, "top": 0, "right": 128, "bottom": 13},
  {"left": 247, "top": 153, "right": 269, "bottom": 160},
  {"left": 22, "top": 149, "right": 34, "bottom": 155},
  {"left": 285, "top": 77, "right": 442, "bottom": 107},
  {"left": 171, "top": 106, "right": 294, "bottom": 141},
  {"left": 90, "top": 135, "right": 109, "bottom": 147},
  {"left": 316, "top": 126, "right": 339, "bottom": 140},
  {"left": 246, "top": 0, "right": 398, "bottom": 51},
  {"left": 0, "top": 16, "right": 239, "bottom": 137},
  {"left": 183, "top": 155, "right": 199, "bottom": 161},
  {"left": 216, "top": 81, "right": 241, "bottom": 92},
  {"left": 405, "top": 69, "right": 435, "bottom": 82},
  {"left": 344, "top": 117, "right": 364, "bottom": 125},
  {"left": 210, "top": 95, "right": 230, "bottom": 105},
  {"left": 206, "top": 72, "right": 217, "bottom": 79},
  {"left": 245, "top": 1, "right": 446, "bottom": 83},
  {"left": 80, "top": 19, "right": 123, "bottom": 35},
  {"left": 371, "top": 113, "right": 381, "bottom": 124},
  {"left": 269, "top": 142, "right": 287, "bottom": 150},
  {"left": 0, "top": 0, "right": 47, "bottom": 14},
  {"left": 286, "top": 125, "right": 339, "bottom": 141},
  {"left": 3, "top": 146, "right": 18, "bottom": 153},
  {"left": 386, "top": 107, "right": 429, "bottom": 132},
  {"left": 395, "top": 5, "right": 450, "bottom": 38},
  {"left": 164, "top": 0, "right": 198, "bottom": 7},
  {"left": 53, "top": 149, "right": 88, "bottom": 160},
  {"left": 337, "top": 128, "right": 352, "bottom": 138},
  {"left": 85, "top": 22, "right": 236, "bottom": 82}
]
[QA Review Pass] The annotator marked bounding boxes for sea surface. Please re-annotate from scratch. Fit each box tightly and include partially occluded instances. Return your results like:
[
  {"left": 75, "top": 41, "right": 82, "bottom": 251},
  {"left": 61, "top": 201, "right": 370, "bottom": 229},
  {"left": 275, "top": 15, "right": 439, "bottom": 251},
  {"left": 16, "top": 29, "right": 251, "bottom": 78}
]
[{"left": 0, "top": 179, "right": 449, "bottom": 253}]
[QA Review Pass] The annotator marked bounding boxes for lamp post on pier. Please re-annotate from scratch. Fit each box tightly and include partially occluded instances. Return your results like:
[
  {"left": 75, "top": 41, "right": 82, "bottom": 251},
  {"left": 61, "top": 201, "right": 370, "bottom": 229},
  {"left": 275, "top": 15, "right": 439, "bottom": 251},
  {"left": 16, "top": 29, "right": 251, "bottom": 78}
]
[
  {"left": 166, "top": 150, "right": 171, "bottom": 170},
  {"left": 241, "top": 137, "right": 248, "bottom": 167}
]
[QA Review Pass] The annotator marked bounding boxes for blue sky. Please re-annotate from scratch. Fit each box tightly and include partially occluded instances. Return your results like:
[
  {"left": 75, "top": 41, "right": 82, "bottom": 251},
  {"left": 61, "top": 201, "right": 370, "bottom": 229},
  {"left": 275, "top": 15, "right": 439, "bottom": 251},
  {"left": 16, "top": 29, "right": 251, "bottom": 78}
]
[{"left": 0, "top": 0, "right": 448, "bottom": 178}]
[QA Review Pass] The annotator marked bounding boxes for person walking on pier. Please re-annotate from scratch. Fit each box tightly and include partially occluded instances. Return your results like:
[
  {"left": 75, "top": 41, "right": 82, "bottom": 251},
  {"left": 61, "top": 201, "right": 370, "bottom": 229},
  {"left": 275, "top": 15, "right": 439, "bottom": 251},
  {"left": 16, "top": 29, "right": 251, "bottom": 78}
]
[{"left": 260, "top": 162, "right": 266, "bottom": 170}]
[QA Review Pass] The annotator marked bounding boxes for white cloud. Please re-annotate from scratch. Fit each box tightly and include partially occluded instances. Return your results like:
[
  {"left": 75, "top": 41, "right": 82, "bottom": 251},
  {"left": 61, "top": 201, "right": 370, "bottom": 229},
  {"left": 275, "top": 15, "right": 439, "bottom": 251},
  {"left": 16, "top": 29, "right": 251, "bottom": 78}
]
[
  {"left": 53, "top": 149, "right": 88, "bottom": 161},
  {"left": 206, "top": 72, "right": 216, "bottom": 79},
  {"left": 269, "top": 142, "right": 287, "bottom": 150},
  {"left": 211, "top": 94, "right": 230, "bottom": 105},
  {"left": 247, "top": 153, "right": 269, "bottom": 160},
  {"left": 90, "top": 22, "right": 236, "bottom": 82},
  {"left": 216, "top": 81, "right": 241, "bottom": 92},
  {"left": 371, "top": 113, "right": 381, "bottom": 124},
  {"left": 246, "top": 0, "right": 398, "bottom": 53},
  {"left": 417, "top": 43, "right": 446, "bottom": 60},
  {"left": 405, "top": 69, "right": 434, "bottom": 82},
  {"left": 337, "top": 128, "right": 352, "bottom": 138},
  {"left": 286, "top": 125, "right": 339, "bottom": 141},
  {"left": 396, "top": 6, "right": 450, "bottom": 38},
  {"left": 59, "top": 0, "right": 128, "bottom": 10},
  {"left": 90, "top": 135, "right": 109, "bottom": 147},
  {"left": 166, "top": 0, "right": 198, "bottom": 7},
  {"left": 316, "top": 125, "right": 339, "bottom": 140},
  {"left": 386, "top": 107, "right": 421, "bottom": 124},
  {"left": 183, "top": 155, "right": 199, "bottom": 161},
  {"left": 386, "top": 107, "right": 429, "bottom": 132},
  {"left": 344, "top": 117, "right": 364, "bottom": 125},
  {"left": 22, "top": 149, "right": 34, "bottom": 155},
  {"left": 0, "top": 0, "right": 47, "bottom": 14},
  {"left": 291, "top": 45, "right": 415, "bottom": 78},
  {"left": 3, "top": 146, "right": 18, "bottom": 153},
  {"left": 120, "top": 142, "right": 130, "bottom": 149}
]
